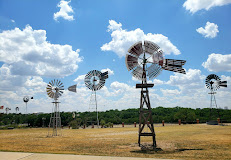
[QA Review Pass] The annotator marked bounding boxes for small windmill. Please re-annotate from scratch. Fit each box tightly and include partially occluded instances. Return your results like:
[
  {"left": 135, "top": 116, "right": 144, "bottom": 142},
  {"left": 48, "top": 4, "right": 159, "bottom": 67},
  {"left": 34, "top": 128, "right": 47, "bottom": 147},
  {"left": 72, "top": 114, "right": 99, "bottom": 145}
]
[
  {"left": 126, "top": 41, "right": 186, "bottom": 149},
  {"left": 72, "top": 112, "right": 76, "bottom": 119},
  {"left": 46, "top": 79, "right": 76, "bottom": 136},
  {"left": 84, "top": 70, "right": 109, "bottom": 128},
  {"left": 15, "top": 107, "right": 19, "bottom": 114},
  {"left": 23, "top": 96, "right": 33, "bottom": 114},
  {"left": 5, "top": 107, "right": 11, "bottom": 114},
  {"left": 205, "top": 74, "right": 227, "bottom": 124}
]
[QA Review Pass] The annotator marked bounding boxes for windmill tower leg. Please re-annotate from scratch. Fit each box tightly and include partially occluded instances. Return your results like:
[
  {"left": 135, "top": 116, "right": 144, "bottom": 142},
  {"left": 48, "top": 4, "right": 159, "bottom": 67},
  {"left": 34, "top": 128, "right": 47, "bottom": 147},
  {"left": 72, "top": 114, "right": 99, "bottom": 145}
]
[
  {"left": 89, "top": 91, "right": 99, "bottom": 128},
  {"left": 48, "top": 101, "right": 62, "bottom": 136},
  {"left": 209, "top": 91, "right": 218, "bottom": 120}
]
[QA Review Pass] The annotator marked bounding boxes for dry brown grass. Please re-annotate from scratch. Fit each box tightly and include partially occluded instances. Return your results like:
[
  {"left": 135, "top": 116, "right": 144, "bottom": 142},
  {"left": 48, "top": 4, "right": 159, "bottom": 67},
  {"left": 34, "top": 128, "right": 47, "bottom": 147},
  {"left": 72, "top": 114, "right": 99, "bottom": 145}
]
[{"left": 0, "top": 124, "right": 231, "bottom": 160}]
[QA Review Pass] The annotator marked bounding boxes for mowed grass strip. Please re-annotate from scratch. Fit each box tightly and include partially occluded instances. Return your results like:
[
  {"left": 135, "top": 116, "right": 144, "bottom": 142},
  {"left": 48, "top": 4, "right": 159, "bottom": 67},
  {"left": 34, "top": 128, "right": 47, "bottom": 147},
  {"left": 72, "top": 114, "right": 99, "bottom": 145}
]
[{"left": 0, "top": 124, "right": 230, "bottom": 160}]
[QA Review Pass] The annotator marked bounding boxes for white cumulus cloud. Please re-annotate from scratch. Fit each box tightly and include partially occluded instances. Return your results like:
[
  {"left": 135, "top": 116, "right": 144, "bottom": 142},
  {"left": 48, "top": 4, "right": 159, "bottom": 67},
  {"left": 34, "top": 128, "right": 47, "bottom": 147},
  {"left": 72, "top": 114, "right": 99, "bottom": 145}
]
[
  {"left": 196, "top": 22, "right": 219, "bottom": 38},
  {"left": 202, "top": 53, "right": 231, "bottom": 72},
  {"left": 183, "top": 0, "right": 231, "bottom": 13},
  {"left": 54, "top": 0, "right": 74, "bottom": 21},
  {"left": 160, "top": 89, "right": 181, "bottom": 97},
  {"left": 73, "top": 74, "right": 86, "bottom": 87},
  {"left": 166, "top": 69, "right": 206, "bottom": 93},
  {"left": 101, "top": 20, "right": 181, "bottom": 58},
  {"left": 0, "top": 25, "right": 82, "bottom": 77}
]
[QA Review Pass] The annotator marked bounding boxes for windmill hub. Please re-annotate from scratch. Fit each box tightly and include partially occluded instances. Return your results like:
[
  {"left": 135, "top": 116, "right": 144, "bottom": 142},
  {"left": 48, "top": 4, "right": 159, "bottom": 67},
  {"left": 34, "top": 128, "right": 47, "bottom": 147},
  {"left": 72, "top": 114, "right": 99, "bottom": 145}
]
[{"left": 92, "top": 76, "right": 100, "bottom": 85}]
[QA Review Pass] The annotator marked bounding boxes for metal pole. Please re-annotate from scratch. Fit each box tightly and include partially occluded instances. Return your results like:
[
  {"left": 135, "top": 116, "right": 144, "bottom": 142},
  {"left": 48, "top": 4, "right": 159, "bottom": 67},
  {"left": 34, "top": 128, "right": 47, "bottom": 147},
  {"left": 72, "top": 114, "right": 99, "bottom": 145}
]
[{"left": 95, "top": 91, "right": 99, "bottom": 128}]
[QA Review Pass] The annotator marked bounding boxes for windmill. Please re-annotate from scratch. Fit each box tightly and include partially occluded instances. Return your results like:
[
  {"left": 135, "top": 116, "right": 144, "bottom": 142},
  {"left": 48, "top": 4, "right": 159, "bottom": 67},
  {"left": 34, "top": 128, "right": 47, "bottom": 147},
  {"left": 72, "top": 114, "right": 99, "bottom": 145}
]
[
  {"left": 205, "top": 74, "right": 227, "bottom": 124},
  {"left": 84, "top": 70, "right": 109, "bottom": 128},
  {"left": 46, "top": 79, "right": 76, "bottom": 136},
  {"left": 5, "top": 107, "right": 11, "bottom": 114},
  {"left": 23, "top": 96, "right": 33, "bottom": 114},
  {"left": 126, "top": 41, "right": 186, "bottom": 149},
  {"left": 15, "top": 107, "right": 19, "bottom": 114}
]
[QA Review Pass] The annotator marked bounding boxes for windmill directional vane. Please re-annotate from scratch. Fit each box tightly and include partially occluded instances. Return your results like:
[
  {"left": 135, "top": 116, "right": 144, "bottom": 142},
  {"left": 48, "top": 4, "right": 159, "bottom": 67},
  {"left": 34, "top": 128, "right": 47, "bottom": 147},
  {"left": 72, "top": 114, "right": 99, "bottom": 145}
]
[
  {"left": 205, "top": 74, "right": 227, "bottom": 121},
  {"left": 46, "top": 79, "right": 76, "bottom": 136},
  {"left": 84, "top": 70, "right": 109, "bottom": 127},
  {"left": 126, "top": 41, "right": 186, "bottom": 149}
]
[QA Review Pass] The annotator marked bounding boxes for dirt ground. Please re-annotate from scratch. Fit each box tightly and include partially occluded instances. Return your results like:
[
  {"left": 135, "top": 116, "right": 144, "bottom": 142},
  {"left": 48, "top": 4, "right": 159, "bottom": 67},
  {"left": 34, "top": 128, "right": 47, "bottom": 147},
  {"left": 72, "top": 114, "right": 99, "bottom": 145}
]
[{"left": 0, "top": 124, "right": 230, "bottom": 160}]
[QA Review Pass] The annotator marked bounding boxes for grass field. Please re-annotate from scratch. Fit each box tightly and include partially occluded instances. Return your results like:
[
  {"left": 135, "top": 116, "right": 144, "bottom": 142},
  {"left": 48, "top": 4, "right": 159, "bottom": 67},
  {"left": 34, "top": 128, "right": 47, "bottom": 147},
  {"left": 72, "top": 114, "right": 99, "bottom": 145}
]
[{"left": 0, "top": 124, "right": 230, "bottom": 160}]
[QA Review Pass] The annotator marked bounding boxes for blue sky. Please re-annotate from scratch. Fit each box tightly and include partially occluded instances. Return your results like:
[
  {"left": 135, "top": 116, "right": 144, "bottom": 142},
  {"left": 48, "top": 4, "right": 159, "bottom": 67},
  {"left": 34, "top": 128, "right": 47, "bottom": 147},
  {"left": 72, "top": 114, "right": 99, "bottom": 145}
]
[{"left": 0, "top": 0, "right": 231, "bottom": 114}]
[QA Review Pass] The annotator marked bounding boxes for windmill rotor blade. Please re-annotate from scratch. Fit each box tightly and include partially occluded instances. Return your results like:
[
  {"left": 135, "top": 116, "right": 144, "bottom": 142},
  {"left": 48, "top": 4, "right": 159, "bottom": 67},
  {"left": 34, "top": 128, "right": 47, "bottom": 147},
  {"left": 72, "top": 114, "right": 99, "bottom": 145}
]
[
  {"left": 128, "top": 41, "right": 143, "bottom": 57},
  {"left": 131, "top": 66, "right": 143, "bottom": 80},
  {"left": 46, "top": 88, "right": 52, "bottom": 92},
  {"left": 68, "top": 84, "right": 77, "bottom": 93},
  {"left": 125, "top": 54, "right": 139, "bottom": 71},
  {"left": 47, "top": 90, "right": 53, "bottom": 95},
  {"left": 57, "top": 80, "right": 61, "bottom": 87},
  {"left": 147, "top": 64, "right": 162, "bottom": 79},
  {"left": 51, "top": 80, "right": 54, "bottom": 86},
  {"left": 143, "top": 40, "right": 160, "bottom": 54},
  {"left": 50, "top": 92, "right": 55, "bottom": 98}
]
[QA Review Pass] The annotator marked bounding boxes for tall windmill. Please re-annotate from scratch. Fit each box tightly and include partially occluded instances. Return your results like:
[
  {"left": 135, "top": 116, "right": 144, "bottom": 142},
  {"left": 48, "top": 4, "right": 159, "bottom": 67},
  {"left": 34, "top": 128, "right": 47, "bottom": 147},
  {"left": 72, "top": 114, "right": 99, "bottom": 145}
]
[
  {"left": 205, "top": 74, "right": 227, "bottom": 124},
  {"left": 23, "top": 96, "right": 33, "bottom": 114},
  {"left": 46, "top": 79, "right": 76, "bottom": 136},
  {"left": 126, "top": 41, "right": 186, "bottom": 149},
  {"left": 84, "top": 70, "right": 109, "bottom": 128}
]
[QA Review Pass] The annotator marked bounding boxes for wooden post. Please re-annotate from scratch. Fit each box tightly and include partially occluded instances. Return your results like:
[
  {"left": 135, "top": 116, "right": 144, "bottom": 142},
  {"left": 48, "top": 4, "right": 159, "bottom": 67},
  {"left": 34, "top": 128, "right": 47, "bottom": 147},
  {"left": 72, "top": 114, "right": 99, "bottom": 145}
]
[
  {"left": 122, "top": 122, "right": 124, "bottom": 127},
  {"left": 162, "top": 120, "right": 165, "bottom": 126},
  {"left": 217, "top": 118, "right": 220, "bottom": 123},
  {"left": 134, "top": 122, "right": 136, "bottom": 127},
  {"left": 83, "top": 124, "right": 86, "bottom": 129},
  {"left": 178, "top": 119, "right": 181, "bottom": 125},
  {"left": 196, "top": 119, "right": 199, "bottom": 124}
]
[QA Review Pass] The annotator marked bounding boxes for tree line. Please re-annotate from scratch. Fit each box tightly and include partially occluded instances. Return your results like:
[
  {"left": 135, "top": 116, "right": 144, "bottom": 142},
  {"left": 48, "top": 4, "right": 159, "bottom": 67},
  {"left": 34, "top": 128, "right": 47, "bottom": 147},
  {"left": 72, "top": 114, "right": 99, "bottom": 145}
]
[{"left": 0, "top": 106, "right": 230, "bottom": 128}]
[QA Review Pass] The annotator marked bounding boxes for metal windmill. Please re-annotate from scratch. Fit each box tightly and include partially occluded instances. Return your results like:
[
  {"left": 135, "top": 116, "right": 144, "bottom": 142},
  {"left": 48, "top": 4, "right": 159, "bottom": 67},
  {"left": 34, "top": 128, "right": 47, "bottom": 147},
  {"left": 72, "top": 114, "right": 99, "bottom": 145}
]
[
  {"left": 126, "top": 41, "right": 186, "bottom": 149},
  {"left": 84, "top": 70, "right": 109, "bottom": 128},
  {"left": 15, "top": 107, "right": 19, "bottom": 114},
  {"left": 23, "top": 96, "right": 33, "bottom": 114},
  {"left": 5, "top": 107, "right": 11, "bottom": 114},
  {"left": 205, "top": 74, "right": 227, "bottom": 122},
  {"left": 46, "top": 79, "right": 76, "bottom": 136}
]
